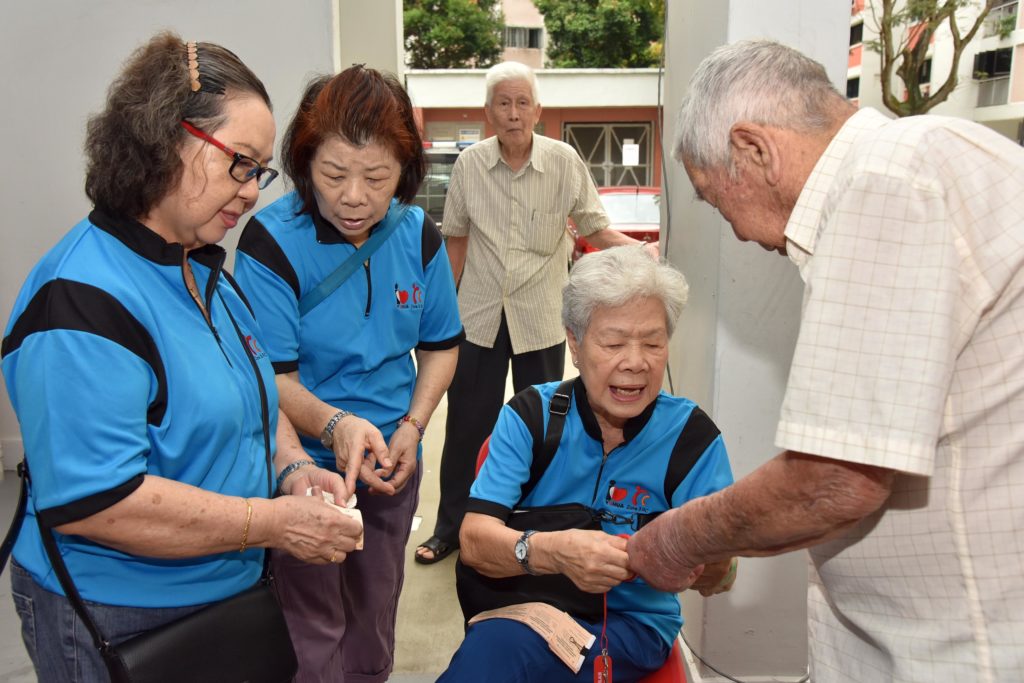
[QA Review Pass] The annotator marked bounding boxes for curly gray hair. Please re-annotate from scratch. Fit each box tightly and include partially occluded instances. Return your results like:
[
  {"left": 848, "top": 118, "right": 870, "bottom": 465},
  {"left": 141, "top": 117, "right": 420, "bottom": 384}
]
[{"left": 562, "top": 245, "right": 688, "bottom": 342}]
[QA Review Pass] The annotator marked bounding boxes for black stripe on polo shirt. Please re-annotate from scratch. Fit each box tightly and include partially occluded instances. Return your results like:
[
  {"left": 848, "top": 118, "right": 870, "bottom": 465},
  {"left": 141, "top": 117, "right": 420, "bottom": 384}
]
[
  {"left": 272, "top": 360, "right": 299, "bottom": 374},
  {"left": 465, "top": 496, "right": 513, "bottom": 523},
  {"left": 1, "top": 279, "right": 168, "bottom": 425},
  {"left": 664, "top": 407, "right": 721, "bottom": 503},
  {"left": 417, "top": 329, "right": 466, "bottom": 352},
  {"left": 421, "top": 213, "right": 443, "bottom": 270},
  {"left": 237, "top": 217, "right": 301, "bottom": 301},
  {"left": 507, "top": 386, "right": 545, "bottom": 465},
  {"left": 36, "top": 474, "right": 145, "bottom": 527},
  {"left": 221, "top": 270, "right": 255, "bottom": 319}
]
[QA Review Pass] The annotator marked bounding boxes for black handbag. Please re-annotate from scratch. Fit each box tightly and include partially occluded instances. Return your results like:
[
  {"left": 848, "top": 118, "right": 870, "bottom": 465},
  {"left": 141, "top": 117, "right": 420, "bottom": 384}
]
[
  {"left": 456, "top": 502, "right": 605, "bottom": 623},
  {"left": 455, "top": 379, "right": 607, "bottom": 623},
  {"left": 0, "top": 297, "right": 298, "bottom": 683}
]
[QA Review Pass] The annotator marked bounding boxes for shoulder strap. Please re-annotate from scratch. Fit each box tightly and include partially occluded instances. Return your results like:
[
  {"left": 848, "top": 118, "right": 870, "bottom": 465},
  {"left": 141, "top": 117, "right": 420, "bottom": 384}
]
[
  {"left": 519, "top": 378, "right": 574, "bottom": 502},
  {"left": 0, "top": 461, "right": 28, "bottom": 575},
  {"left": 298, "top": 203, "right": 410, "bottom": 317}
]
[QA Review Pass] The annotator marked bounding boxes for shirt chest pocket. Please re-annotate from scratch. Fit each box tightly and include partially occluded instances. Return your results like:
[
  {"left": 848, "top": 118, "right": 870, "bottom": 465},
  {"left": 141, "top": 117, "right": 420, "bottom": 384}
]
[{"left": 522, "top": 210, "right": 567, "bottom": 256}]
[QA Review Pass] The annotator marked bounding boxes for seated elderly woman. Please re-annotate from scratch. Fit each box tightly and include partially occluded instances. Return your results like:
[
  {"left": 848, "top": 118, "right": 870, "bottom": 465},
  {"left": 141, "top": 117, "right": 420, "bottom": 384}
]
[{"left": 441, "top": 245, "right": 738, "bottom": 683}]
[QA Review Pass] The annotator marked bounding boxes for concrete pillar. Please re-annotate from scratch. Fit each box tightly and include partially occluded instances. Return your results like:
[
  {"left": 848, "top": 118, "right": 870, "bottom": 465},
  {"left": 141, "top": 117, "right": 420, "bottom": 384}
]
[
  {"left": 662, "top": 1, "right": 849, "bottom": 678},
  {"left": 335, "top": 0, "right": 405, "bottom": 78}
]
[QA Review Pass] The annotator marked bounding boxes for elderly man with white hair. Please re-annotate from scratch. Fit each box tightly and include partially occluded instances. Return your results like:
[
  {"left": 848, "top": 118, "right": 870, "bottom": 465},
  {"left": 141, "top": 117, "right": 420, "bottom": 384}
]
[
  {"left": 628, "top": 39, "right": 1024, "bottom": 682},
  {"left": 439, "top": 246, "right": 734, "bottom": 682},
  {"left": 418, "top": 61, "right": 658, "bottom": 565}
]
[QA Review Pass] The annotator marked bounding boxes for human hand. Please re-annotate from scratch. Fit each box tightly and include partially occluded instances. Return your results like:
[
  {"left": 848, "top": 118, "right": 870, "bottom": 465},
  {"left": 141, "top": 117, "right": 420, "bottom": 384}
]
[
  {"left": 643, "top": 240, "right": 660, "bottom": 261},
  {"left": 267, "top": 494, "right": 362, "bottom": 564},
  {"left": 384, "top": 423, "right": 420, "bottom": 494},
  {"left": 691, "top": 557, "right": 737, "bottom": 597},
  {"left": 283, "top": 465, "right": 354, "bottom": 506},
  {"left": 331, "top": 415, "right": 394, "bottom": 498},
  {"left": 539, "top": 530, "right": 634, "bottom": 593},
  {"left": 627, "top": 507, "right": 706, "bottom": 592}
]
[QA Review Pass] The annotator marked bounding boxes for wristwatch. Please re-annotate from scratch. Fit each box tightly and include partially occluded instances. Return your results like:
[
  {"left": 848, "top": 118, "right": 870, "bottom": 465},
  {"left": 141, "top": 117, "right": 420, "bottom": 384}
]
[
  {"left": 514, "top": 530, "right": 538, "bottom": 575},
  {"left": 319, "top": 409, "right": 352, "bottom": 449}
]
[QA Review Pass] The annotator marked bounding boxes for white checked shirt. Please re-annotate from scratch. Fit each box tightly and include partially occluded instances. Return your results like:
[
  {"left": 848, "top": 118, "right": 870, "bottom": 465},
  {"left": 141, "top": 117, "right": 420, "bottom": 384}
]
[
  {"left": 778, "top": 108, "right": 1024, "bottom": 682},
  {"left": 441, "top": 134, "right": 608, "bottom": 353}
]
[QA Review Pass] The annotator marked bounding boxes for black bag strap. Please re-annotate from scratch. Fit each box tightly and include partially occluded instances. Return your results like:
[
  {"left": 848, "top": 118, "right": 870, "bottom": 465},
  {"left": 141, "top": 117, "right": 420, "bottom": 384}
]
[
  {"left": 518, "top": 378, "right": 574, "bottom": 504},
  {"left": 0, "top": 461, "right": 28, "bottom": 575},
  {"left": 18, "top": 294, "right": 277, "bottom": 655},
  {"left": 515, "top": 380, "right": 719, "bottom": 514}
]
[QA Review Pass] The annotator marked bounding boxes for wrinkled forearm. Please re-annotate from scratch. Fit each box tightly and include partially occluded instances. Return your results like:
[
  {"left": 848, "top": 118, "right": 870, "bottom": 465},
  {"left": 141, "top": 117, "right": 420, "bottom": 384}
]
[
  {"left": 407, "top": 347, "right": 458, "bottom": 429},
  {"left": 631, "top": 451, "right": 896, "bottom": 580},
  {"left": 459, "top": 512, "right": 524, "bottom": 578}
]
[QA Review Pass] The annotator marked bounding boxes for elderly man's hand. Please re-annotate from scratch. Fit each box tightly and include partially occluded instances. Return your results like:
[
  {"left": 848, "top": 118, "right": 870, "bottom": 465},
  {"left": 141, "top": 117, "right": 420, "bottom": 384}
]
[
  {"left": 690, "top": 557, "right": 737, "bottom": 597},
  {"left": 627, "top": 507, "right": 706, "bottom": 592},
  {"left": 536, "top": 529, "right": 634, "bottom": 593}
]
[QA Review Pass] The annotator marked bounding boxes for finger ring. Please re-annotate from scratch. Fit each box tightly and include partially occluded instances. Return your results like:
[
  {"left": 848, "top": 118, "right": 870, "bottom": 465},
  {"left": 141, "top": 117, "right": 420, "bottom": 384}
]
[{"left": 329, "top": 550, "right": 337, "bottom": 563}]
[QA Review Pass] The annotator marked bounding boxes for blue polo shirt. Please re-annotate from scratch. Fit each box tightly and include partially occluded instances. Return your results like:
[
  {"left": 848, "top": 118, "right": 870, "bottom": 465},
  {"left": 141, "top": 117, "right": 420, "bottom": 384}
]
[
  {"left": 234, "top": 192, "right": 463, "bottom": 467},
  {"left": 1, "top": 210, "right": 277, "bottom": 607},
  {"left": 468, "top": 379, "right": 734, "bottom": 647}
]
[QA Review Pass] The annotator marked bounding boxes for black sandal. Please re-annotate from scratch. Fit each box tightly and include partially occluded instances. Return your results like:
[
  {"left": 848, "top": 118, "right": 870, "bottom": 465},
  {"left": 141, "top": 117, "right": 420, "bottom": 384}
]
[{"left": 414, "top": 536, "right": 457, "bottom": 564}]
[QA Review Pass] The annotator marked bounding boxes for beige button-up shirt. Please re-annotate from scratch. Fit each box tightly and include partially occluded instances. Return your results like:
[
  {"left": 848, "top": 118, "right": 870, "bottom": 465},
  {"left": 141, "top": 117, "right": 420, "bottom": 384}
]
[
  {"left": 779, "top": 108, "right": 1024, "bottom": 682},
  {"left": 441, "top": 134, "right": 608, "bottom": 353}
]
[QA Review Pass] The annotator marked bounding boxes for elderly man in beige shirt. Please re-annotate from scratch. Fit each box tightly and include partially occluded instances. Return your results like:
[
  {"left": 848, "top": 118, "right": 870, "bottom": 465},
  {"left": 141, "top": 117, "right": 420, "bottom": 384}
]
[
  {"left": 415, "top": 61, "right": 658, "bottom": 564},
  {"left": 629, "top": 40, "right": 1024, "bottom": 682}
]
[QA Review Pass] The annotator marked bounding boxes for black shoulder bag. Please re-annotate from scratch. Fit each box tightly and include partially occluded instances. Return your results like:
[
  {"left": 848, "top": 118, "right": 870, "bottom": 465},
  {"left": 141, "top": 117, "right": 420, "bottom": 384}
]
[
  {"left": 455, "top": 379, "right": 606, "bottom": 623},
  {"left": 0, "top": 299, "right": 298, "bottom": 683}
]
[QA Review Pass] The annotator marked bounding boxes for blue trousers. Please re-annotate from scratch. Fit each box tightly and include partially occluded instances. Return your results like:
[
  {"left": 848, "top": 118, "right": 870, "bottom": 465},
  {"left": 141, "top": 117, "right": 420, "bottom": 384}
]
[
  {"left": 10, "top": 559, "right": 206, "bottom": 683},
  {"left": 438, "top": 612, "right": 670, "bottom": 683}
]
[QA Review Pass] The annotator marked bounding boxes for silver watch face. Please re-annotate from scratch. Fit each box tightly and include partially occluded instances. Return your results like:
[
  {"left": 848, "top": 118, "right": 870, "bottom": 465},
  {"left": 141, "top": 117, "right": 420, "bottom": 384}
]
[
  {"left": 514, "top": 538, "right": 528, "bottom": 563},
  {"left": 320, "top": 429, "right": 333, "bottom": 449}
]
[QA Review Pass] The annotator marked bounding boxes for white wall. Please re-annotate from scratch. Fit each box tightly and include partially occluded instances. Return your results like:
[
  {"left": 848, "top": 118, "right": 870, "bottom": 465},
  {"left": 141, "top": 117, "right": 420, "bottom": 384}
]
[
  {"left": 0, "top": 0, "right": 338, "bottom": 465},
  {"left": 663, "top": 0, "right": 849, "bottom": 678},
  {"left": 336, "top": 0, "right": 404, "bottom": 77}
]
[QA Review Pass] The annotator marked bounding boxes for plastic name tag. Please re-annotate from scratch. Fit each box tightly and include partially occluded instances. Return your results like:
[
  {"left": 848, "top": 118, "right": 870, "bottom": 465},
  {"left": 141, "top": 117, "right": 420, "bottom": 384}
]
[{"left": 593, "top": 651, "right": 612, "bottom": 683}]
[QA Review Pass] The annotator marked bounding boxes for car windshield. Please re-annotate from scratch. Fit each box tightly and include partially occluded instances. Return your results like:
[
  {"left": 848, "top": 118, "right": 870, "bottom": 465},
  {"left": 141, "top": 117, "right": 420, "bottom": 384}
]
[{"left": 600, "top": 192, "right": 660, "bottom": 224}]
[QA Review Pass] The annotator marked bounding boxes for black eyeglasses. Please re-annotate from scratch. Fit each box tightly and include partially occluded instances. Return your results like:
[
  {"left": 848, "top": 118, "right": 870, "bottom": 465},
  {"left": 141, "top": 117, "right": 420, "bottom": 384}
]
[{"left": 180, "top": 120, "right": 279, "bottom": 190}]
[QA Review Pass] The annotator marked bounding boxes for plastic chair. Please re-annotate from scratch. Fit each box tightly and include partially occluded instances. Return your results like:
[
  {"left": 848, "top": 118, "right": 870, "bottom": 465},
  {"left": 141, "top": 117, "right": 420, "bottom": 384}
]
[
  {"left": 473, "top": 435, "right": 491, "bottom": 477},
  {"left": 476, "top": 435, "right": 687, "bottom": 682},
  {"left": 639, "top": 638, "right": 688, "bottom": 682}
]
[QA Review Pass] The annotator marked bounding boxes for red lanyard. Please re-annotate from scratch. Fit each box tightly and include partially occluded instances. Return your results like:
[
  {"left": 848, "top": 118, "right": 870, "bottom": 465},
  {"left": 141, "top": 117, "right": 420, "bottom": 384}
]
[{"left": 593, "top": 593, "right": 612, "bottom": 682}]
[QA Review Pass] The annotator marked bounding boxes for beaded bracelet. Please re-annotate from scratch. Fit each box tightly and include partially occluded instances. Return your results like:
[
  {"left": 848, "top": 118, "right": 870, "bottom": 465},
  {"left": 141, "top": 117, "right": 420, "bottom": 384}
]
[
  {"left": 275, "top": 460, "right": 317, "bottom": 495},
  {"left": 397, "top": 415, "right": 426, "bottom": 441}
]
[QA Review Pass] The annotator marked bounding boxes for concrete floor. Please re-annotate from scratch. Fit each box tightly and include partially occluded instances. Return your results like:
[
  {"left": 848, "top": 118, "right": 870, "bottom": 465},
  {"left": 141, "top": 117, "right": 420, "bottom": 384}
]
[{"left": 0, "top": 359, "right": 559, "bottom": 682}]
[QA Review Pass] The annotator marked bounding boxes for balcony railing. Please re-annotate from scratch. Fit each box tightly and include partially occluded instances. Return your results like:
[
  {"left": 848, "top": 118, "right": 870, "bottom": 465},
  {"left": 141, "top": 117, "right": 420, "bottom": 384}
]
[
  {"left": 984, "top": 1, "right": 1018, "bottom": 38},
  {"left": 977, "top": 76, "right": 1011, "bottom": 107}
]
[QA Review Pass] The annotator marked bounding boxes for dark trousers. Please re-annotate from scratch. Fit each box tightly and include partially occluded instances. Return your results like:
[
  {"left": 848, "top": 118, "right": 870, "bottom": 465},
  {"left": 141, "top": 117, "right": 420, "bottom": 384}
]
[{"left": 432, "top": 312, "right": 564, "bottom": 544}]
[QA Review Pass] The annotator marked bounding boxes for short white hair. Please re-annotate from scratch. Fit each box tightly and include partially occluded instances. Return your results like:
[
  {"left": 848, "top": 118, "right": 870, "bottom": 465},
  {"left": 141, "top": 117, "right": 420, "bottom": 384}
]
[
  {"left": 562, "top": 246, "right": 689, "bottom": 342},
  {"left": 485, "top": 61, "right": 539, "bottom": 107},
  {"left": 674, "top": 40, "right": 846, "bottom": 170}
]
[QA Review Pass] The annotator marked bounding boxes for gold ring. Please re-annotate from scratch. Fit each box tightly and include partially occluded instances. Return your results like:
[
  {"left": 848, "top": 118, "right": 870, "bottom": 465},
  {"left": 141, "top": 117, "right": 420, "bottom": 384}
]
[{"left": 330, "top": 550, "right": 337, "bottom": 563}]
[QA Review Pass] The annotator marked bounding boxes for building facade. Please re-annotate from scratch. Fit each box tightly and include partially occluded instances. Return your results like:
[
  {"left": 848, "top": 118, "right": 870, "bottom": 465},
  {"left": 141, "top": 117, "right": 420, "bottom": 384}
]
[{"left": 849, "top": 0, "right": 1024, "bottom": 142}]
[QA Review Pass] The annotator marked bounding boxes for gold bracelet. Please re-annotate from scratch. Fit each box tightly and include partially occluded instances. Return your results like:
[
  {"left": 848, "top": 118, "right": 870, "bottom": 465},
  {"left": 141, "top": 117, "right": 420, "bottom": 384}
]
[{"left": 239, "top": 498, "right": 253, "bottom": 553}]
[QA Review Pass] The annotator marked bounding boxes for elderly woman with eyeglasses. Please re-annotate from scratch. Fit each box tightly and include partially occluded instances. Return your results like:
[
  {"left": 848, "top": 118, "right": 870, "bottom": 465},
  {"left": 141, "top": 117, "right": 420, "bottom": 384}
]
[
  {"left": 0, "top": 32, "right": 362, "bottom": 682},
  {"left": 443, "top": 246, "right": 737, "bottom": 683}
]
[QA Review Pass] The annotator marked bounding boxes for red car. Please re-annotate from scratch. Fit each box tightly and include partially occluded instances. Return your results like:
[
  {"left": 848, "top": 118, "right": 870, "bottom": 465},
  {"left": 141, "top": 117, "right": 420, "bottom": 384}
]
[{"left": 570, "top": 186, "right": 661, "bottom": 262}]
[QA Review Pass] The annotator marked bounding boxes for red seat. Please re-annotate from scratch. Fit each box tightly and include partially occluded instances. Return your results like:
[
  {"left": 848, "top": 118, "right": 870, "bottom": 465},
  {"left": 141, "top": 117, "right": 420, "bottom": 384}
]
[
  {"left": 474, "top": 435, "right": 491, "bottom": 477},
  {"left": 475, "top": 434, "right": 687, "bottom": 682},
  {"left": 639, "top": 638, "right": 687, "bottom": 682}
]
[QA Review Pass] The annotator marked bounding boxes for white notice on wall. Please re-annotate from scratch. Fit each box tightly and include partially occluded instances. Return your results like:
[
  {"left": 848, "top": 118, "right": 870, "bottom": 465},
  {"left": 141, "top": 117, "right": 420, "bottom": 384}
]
[{"left": 622, "top": 141, "right": 640, "bottom": 166}]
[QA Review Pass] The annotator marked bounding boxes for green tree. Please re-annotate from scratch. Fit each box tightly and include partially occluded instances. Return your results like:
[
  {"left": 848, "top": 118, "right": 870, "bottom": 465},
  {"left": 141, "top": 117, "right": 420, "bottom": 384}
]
[
  {"left": 404, "top": 0, "right": 504, "bottom": 69},
  {"left": 534, "top": 0, "right": 664, "bottom": 68},
  {"left": 867, "top": 0, "right": 997, "bottom": 116}
]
